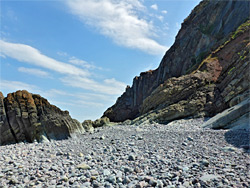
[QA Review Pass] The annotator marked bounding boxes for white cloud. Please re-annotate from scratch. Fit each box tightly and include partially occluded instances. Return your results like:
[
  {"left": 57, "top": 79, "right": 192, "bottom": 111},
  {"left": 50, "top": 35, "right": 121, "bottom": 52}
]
[
  {"left": 69, "top": 56, "right": 100, "bottom": 70},
  {"left": 61, "top": 76, "right": 126, "bottom": 95},
  {"left": 57, "top": 51, "right": 68, "bottom": 57},
  {"left": 151, "top": 4, "right": 158, "bottom": 10},
  {"left": 18, "top": 67, "right": 52, "bottom": 78},
  {"left": 0, "top": 40, "right": 126, "bottom": 96},
  {"left": 161, "top": 10, "right": 167, "bottom": 14},
  {"left": 45, "top": 89, "right": 113, "bottom": 102},
  {"left": 0, "top": 80, "right": 39, "bottom": 94},
  {"left": 0, "top": 53, "right": 6, "bottom": 58},
  {"left": 0, "top": 40, "right": 90, "bottom": 77},
  {"left": 156, "top": 15, "right": 164, "bottom": 22},
  {"left": 66, "top": 0, "right": 167, "bottom": 55}
]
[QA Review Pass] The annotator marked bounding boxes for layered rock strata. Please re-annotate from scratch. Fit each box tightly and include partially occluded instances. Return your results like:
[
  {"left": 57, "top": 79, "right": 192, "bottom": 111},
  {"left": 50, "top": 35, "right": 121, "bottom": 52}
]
[
  {"left": 103, "top": 0, "right": 250, "bottom": 123},
  {"left": 129, "top": 21, "right": 250, "bottom": 125},
  {"left": 0, "top": 90, "right": 85, "bottom": 145}
]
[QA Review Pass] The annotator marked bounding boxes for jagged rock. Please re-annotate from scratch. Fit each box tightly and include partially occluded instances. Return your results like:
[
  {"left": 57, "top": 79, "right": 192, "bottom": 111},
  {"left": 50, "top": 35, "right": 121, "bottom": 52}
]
[
  {"left": 82, "top": 120, "right": 94, "bottom": 133},
  {"left": 202, "top": 99, "right": 250, "bottom": 129},
  {"left": 0, "top": 90, "right": 85, "bottom": 145},
  {"left": 0, "top": 92, "right": 16, "bottom": 145},
  {"left": 103, "top": 1, "right": 250, "bottom": 122},
  {"left": 83, "top": 117, "right": 116, "bottom": 129}
]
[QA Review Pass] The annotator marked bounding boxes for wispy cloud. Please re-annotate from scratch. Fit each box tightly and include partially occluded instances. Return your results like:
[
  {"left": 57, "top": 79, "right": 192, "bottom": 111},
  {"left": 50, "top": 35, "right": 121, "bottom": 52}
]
[
  {"left": 151, "top": 4, "right": 158, "bottom": 10},
  {"left": 161, "top": 10, "right": 167, "bottom": 14},
  {"left": 66, "top": 0, "right": 167, "bottom": 55},
  {"left": 69, "top": 56, "right": 101, "bottom": 70},
  {"left": 18, "top": 67, "right": 52, "bottom": 78},
  {"left": 0, "top": 80, "right": 39, "bottom": 94},
  {"left": 57, "top": 51, "right": 68, "bottom": 57},
  {"left": 61, "top": 76, "right": 126, "bottom": 95},
  {"left": 0, "top": 40, "right": 89, "bottom": 77},
  {"left": 156, "top": 15, "right": 164, "bottom": 22},
  {"left": 0, "top": 40, "right": 126, "bottom": 96}
]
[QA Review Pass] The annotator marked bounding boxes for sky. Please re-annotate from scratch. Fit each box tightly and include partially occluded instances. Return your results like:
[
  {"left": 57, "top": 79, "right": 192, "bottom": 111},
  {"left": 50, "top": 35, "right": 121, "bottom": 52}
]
[{"left": 0, "top": 0, "right": 201, "bottom": 122}]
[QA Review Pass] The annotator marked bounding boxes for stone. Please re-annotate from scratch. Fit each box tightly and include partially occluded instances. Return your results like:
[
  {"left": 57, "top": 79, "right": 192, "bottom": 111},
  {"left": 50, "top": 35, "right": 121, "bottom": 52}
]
[
  {"left": 128, "top": 154, "right": 136, "bottom": 161},
  {"left": 106, "top": 175, "right": 116, "bottom": 184},
  {"left": 103, "top": 169, "right": 111, "bottom": 176},
  {"left": 76, "top": 163, "right": 91, "bottom": 170},
  {"left": 222, "top": 146, "right": 237, "bottom": 152},
  {"left": 199, "top": 174, "right": 220, "bottom": 182},
  {"left": 201, "top": 160, "right": 209, "bottom": 167},
  {"left": 60, "top": 176, "right": 68, "bottom": 182}
]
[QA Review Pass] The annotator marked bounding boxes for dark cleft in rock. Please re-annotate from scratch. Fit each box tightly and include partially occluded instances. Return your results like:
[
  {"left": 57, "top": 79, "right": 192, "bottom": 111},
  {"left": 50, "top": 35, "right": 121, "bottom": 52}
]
[{"left": 0, "top": 90, "right": 85, "bottom": 145}]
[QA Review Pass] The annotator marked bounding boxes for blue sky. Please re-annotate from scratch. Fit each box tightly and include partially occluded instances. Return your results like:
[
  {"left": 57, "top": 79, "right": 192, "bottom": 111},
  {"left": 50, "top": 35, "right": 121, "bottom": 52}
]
[{"left": 0, "top": 0, "right": 200, "bottom": 122}]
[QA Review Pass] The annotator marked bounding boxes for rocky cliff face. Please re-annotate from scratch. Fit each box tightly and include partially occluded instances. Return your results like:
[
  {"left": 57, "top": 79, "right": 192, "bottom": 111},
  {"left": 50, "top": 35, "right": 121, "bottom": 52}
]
[
  {"left": 0, "top": 90, "right": 85, "bottom": 145},
  {"left": 131, "top": 21, "right": 249, "bottom": 125},
  {"left": 103, "top": 0, "right": 250, "bottom": 122}
]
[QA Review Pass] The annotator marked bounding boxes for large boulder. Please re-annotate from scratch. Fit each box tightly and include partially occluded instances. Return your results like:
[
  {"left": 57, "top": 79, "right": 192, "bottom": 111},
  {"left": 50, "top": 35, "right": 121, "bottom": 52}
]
[
  {"left": 202, "top": 99, "right": 250, "bottom": 129},
  {"left": 0, "top": 90, "right": 85, "bottom": 145}
]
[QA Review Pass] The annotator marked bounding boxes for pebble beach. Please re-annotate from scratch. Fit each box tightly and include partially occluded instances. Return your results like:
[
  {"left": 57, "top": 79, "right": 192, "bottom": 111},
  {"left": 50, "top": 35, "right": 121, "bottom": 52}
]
[{"left": 0, "top": 118, "right": 249, "bottom": 188}]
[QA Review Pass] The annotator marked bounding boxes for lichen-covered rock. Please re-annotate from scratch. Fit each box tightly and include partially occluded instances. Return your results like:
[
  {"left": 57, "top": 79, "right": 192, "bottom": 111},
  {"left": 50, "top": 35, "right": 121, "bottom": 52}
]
[
  {"left": 83, "top": 117, "right": 116, "bottom": 130},
  {"left": 82, "top": 120, "right": 94, "bottom": 132},
  {"left": 0, "top": 90, "right": 85, "bottom": 145},
  {"left": 103, "top": 1, "right": 250, "bottom": 122}
]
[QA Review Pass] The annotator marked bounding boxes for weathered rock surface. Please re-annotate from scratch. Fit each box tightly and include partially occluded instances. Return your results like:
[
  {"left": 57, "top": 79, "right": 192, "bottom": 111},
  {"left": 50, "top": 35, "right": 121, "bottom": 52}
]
[
  {"left": 0, "top": 90, "right": 85, "bottom": 145},
  {"left": 131, "top": 21, "right": 250, "bottom": 125},
  {"left": 202, "top": 99, "right": 250, "bottom": 130},
  {"left": 103, "top": 0, "right": 250, "bottom": 122},
  {"left": 82, "top": 117, "right": 116, "bottom": 133}
]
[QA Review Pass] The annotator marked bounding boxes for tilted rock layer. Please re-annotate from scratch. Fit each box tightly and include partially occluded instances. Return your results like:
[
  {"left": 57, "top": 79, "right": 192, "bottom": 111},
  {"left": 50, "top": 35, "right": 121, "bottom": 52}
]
[
  {"left": 0, "top": 90, "right": 84, "bottom": 145},
  {"left": 103, "top": 0, "right": 250, "bottom": 123}
]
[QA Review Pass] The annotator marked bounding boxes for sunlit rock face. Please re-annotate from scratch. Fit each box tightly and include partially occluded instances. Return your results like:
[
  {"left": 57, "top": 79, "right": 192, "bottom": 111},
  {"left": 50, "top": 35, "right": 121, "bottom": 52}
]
[
  {"left": 0, "top": 90, "right": 85, "bottom": 145},
  {"left": 103, "top": 0, "right": 250, "bottom": 123}
]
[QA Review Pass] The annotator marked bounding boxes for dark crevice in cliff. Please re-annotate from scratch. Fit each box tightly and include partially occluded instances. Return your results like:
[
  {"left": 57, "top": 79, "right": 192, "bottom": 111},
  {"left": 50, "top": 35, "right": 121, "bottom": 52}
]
[{"left": 3, "top": 99, "right": 18, "bottom": 143}]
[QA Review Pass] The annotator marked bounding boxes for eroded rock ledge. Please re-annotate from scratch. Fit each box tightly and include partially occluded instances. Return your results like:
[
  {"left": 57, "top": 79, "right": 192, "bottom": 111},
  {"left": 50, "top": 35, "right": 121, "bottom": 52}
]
[{"left": 0, "top": 90, "right": 85, "bottom": 145}]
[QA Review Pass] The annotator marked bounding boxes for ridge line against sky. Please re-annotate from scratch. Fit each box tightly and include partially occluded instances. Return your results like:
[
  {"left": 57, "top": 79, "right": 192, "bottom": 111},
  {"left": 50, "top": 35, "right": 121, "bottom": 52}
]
[{"left": 0, "top": 0, "right": 201, "bottom": 121}]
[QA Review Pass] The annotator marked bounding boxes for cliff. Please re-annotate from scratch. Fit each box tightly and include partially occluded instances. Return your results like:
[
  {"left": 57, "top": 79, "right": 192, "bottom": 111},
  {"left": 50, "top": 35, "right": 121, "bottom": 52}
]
[
  {"left": 132, "top": 21, "right": 250, "bottom": 125},
  {"left": 103, "top": 0, "right": 250, "bottom": 122},
  {"left": 0, "top": 90, "right": 85, "bottom": 145}
]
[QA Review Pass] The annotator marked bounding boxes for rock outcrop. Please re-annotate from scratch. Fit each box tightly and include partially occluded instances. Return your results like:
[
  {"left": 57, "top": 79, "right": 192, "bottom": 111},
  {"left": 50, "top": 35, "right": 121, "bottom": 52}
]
[
  {"left": 130, "top": 21, "right": 250, "bottom": 125},
  {"left": 82, "top": 117, "right": 116, "bottom": 132},
  {"left": 103, "top": 0, "right": 250, "bottom": 123},
  {"left": 0, "top": 90, "right": 85, "bottom": 145},
  {"left": 202, "top": 98, "right": 250, "bottom": 130}
]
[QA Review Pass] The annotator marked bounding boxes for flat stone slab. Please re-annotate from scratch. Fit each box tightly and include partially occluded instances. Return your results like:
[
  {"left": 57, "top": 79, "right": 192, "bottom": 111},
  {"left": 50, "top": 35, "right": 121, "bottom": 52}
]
[{"left": 202, "top": 98, "right": 250, "bottom": 129}]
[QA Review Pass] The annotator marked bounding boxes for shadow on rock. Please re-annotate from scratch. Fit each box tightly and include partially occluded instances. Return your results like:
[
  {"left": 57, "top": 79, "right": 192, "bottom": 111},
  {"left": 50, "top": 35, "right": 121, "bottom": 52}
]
[{"left": 224, "top": 128, "right": 250, "bottom": 152}]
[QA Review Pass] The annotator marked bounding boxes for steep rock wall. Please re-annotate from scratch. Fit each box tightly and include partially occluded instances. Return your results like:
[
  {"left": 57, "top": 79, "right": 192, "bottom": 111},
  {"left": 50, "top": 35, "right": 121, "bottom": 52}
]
[
  {"left": 103, "top": 0, "right": 250, "bottom": 122},
  {"left": 135, "top": 22, "right": 249, "bottom": 124}
]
